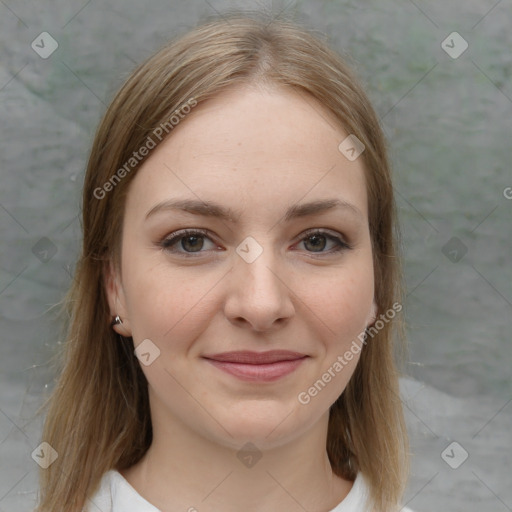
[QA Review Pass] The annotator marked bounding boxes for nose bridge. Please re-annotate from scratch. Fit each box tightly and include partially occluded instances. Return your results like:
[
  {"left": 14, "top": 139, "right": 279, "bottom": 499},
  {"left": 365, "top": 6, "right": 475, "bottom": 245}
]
[
  {"left": 225, "top": 234, "right": 294, "bottom": 330},
  {"left": 236, "top": 234, "right": 283, "bottom": 298}
]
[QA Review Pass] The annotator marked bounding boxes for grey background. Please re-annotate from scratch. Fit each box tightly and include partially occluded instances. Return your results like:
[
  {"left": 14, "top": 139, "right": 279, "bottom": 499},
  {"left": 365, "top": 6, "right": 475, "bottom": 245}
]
[{"left": 0, "top": 0, "right": 511, "bottom": 510}]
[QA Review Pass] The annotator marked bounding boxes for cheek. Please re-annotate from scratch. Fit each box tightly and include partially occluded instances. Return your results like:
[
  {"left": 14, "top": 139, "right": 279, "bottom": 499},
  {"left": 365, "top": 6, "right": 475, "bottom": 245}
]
[
  {"left": 123, "top": 259, "right": 218, "bottom": 346},
  {"left": 295, "top": 263, "right": 374, "bottom": 408},
  {"left": 305, "top": 260, "right": 375, "bottom": 343}
]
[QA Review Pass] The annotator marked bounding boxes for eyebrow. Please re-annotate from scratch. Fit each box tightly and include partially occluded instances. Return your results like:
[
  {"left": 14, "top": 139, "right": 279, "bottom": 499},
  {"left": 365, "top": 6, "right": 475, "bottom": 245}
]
[{"left": 145, "top": 198, "right": 363, "bottom": 223}]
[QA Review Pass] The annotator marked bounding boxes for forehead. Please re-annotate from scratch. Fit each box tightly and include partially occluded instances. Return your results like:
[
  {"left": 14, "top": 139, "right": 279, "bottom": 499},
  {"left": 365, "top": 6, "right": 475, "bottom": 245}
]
[{"left": 125, "top": 84, "right": 368, "bottom": 224}]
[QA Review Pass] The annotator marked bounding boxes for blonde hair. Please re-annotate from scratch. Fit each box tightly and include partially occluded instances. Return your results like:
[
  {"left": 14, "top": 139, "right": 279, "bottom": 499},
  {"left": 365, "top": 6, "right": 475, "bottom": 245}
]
[{"left": 37, "top": 11, "right": 408, "bottom": 512}]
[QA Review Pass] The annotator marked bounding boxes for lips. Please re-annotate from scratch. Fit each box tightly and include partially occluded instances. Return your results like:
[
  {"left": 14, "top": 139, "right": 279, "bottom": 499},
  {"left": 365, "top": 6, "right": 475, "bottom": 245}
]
[
  {"left": 203, "top": 350, "right": 307, "bottom": 364},
  {"left": 202, "top": 350, "right": 308, "bottom": 382}
]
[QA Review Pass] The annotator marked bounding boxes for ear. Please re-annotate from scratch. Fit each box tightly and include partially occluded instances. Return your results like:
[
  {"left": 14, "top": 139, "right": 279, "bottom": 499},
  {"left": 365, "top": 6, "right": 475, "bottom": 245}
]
[
  {"left": 366, "top": 298, "right": 378, "bottom": 328},
  {"left": 103, "top": 259, "right": 132, "bottom": 337}
]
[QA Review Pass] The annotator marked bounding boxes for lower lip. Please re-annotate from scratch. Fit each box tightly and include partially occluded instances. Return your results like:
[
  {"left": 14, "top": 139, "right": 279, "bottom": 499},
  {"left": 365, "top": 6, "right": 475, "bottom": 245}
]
[{"left": 204, "top": 358, "right": 307, "bottom": 382}]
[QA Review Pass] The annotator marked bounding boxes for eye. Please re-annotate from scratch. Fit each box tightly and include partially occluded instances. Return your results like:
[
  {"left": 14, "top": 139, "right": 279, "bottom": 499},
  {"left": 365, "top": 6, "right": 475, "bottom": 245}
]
[
  {"left": 294, "top": 229, "right": 352, "bottom": 255},
  {"left": 160, "top": 229, "right": 218, "bottom": 256},
  {"left": 159, "top": 228, "right": 352, "bottom": 258}
]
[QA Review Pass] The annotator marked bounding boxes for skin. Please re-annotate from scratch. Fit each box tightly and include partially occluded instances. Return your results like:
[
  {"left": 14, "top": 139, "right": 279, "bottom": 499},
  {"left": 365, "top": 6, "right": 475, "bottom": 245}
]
[{"left": 105, "top": 83, "right": 377, "bottom": 512}]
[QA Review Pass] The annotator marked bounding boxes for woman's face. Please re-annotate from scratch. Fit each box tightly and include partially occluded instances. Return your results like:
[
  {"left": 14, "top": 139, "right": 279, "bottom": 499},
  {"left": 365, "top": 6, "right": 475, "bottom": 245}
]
[{"left": 107, "top": 84, "right": 376, "bottom": 450}]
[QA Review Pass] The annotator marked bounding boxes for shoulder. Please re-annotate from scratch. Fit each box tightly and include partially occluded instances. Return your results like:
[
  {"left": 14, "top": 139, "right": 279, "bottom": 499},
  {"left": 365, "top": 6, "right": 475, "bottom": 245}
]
[
  {"left": 84, "top": 470, "right": 161, "bottom": 512},
  {"left": 84, "top": 470, "right": 115, "bottom": 511}
]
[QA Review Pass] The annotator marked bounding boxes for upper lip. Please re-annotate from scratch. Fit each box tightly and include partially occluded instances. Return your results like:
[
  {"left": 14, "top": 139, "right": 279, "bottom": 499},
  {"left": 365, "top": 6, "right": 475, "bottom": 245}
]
[{"left": 203, "top": 350, "right": 307, "bottom": 364}]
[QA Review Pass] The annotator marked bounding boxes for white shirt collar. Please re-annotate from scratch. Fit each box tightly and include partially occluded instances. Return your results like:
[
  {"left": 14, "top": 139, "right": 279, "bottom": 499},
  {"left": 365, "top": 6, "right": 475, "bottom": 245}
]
[{"left": 87, "top": 469, "right": 414, "bottom": 512}]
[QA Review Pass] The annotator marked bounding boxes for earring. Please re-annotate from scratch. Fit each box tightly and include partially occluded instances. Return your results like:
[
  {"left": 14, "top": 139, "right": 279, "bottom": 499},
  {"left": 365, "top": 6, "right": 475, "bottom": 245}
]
[{"left": 111, "top": 315, "right": 122, "bottom": 326}]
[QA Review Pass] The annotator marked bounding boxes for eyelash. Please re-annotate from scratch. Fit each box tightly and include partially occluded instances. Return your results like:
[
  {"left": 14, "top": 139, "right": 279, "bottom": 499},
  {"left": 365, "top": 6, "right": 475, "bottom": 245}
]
[{"left": 159, "top": 228, "right": 352, "bottom": 258}]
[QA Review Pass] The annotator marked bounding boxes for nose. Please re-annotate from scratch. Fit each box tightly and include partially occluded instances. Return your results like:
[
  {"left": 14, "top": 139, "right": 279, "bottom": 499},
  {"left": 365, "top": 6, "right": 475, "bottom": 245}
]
[{"left": 223, "top": 245, "right": 295, "bottom": 333}]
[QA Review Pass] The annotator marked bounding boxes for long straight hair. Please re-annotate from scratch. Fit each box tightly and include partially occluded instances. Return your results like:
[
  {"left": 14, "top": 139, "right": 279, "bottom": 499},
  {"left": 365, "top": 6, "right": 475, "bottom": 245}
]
[{"left": 37, "top": 12, "right": 408, "bottom": 512}]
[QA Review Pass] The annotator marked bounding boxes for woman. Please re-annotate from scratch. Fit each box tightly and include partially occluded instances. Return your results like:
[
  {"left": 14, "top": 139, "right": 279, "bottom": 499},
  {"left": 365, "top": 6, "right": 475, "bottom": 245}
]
[{"left": 37, "top": 12, "right": 413, "bottom": 512}]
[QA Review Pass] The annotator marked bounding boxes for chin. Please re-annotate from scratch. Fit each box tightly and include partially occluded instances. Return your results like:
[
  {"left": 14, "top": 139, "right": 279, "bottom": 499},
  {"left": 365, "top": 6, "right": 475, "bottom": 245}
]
[{"left": 206, "top": 406, "right": 308, "bottom": 449}]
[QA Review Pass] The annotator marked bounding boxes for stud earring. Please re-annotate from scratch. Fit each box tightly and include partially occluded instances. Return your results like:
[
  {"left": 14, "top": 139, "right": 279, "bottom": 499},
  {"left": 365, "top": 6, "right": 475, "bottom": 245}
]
[{"left": 111, "top": 315, "right": 122, "bottom": 326}]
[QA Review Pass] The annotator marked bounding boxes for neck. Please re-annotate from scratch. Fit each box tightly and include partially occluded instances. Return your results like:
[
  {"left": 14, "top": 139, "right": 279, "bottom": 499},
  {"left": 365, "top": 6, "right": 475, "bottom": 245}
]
[{"left": 122, "top": 402, "right": 353, "bottom": 512}]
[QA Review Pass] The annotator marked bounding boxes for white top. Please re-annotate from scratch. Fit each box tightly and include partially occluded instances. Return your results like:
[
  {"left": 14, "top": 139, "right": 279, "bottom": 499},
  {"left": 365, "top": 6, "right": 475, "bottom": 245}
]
[{"left": 86, "top": 469, "right": 416, "bottom": 512}]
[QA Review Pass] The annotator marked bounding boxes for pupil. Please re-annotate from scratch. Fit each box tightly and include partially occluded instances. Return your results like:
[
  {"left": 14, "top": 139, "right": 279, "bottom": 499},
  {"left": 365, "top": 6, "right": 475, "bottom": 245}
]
[
  {"left": 306, "top": 235, "right": 325, "bottom": 252},
  {"left": 183, "top": 236, "right": 203, "bottom": 252}
]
